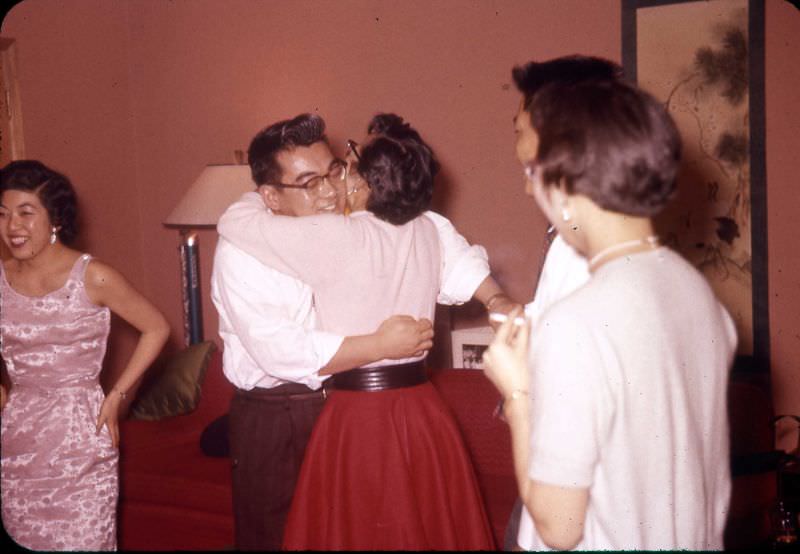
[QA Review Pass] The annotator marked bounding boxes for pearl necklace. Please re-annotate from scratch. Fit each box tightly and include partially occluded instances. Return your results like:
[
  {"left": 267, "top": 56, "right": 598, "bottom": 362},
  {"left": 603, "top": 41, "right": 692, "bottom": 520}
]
[{"left": 588, "top": 235, "right": 660, "bottom": 272}]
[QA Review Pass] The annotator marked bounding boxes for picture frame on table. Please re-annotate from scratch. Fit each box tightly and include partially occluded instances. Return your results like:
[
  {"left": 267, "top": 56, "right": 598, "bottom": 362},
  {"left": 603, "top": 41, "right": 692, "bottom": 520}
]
[
  {"left": 622, "top": 0, "right": 768, "bottom": 374},
  {"left": 451, "top": 326, "right": 494, "bottom": 370}
]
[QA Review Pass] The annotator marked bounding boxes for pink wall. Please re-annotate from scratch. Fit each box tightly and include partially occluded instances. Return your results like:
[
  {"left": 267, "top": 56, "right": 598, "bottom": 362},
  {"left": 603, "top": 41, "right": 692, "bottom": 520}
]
[
  {"left": 118, "top": 0, "right": 620, "bottom": 349},
  {"left": 764, "top": 0, "right": 800, "bottom": 450},
  {"left": 2, "top": 0, "right": 798, "bottom": 446}
]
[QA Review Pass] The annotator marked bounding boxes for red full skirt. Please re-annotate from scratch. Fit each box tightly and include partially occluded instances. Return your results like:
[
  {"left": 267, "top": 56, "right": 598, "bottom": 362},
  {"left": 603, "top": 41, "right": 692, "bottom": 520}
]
[{"left": 282, "top": 382, "right": 496, "bottom": 550}]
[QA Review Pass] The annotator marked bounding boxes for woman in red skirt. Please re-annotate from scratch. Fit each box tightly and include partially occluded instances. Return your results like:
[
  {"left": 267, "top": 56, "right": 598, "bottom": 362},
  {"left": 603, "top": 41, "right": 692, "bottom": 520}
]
[{"left": 217, "top": 114, "right": 495, "bottom": 550}]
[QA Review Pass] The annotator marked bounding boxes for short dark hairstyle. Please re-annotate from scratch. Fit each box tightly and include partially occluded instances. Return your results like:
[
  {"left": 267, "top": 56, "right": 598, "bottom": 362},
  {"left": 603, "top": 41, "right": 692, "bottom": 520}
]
[
  {"left": 528, "top": 79, "right": 681, "bottom": 217},
  {"left": 512, "top": 55, "right": 624, "bottom": 111},
  {"left": 0, "top": 160, "right": 79, "bottom": 244},
  {"left": 248, "top": 113, "right": 328, "bottom": 186},
  {"left": 357, "top": 113, "right": 439, "bottom": 225}
]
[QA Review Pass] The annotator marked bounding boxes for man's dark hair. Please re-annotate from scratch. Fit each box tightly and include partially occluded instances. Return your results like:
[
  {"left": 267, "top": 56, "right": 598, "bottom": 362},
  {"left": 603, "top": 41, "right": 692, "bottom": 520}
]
[
  {"left": 248, "top": 113, "right": 328, "bottom": 186},
  {"left": 0, "top": 159, "right": 79, "bottom": 244},
  {"left": 512, "top": 55, "right": 624, "bottom": 111},
  {"left": 529, "top": 79, "right": 681, "bottom": 217},
  {"left": 357, "top": 113, "right": 439, "bottom": 225}
]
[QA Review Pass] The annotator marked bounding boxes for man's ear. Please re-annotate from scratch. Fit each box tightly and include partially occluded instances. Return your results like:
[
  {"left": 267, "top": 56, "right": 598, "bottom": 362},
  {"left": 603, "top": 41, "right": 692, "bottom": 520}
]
[{"left": 258, "top": 185, "right": 281, "bottom": 212}]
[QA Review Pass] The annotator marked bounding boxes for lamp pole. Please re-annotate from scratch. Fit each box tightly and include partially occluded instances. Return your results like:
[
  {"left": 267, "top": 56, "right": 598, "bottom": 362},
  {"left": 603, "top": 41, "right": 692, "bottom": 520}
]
[{"left": 179, "top": 230, "right": 203, "bottom": 345}]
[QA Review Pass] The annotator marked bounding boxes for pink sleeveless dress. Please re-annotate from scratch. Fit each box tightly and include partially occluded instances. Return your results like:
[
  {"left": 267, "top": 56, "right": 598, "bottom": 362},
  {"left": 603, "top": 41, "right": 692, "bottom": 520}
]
[{"left": 1, "top": 254, "right": 118, "bottom": 550}]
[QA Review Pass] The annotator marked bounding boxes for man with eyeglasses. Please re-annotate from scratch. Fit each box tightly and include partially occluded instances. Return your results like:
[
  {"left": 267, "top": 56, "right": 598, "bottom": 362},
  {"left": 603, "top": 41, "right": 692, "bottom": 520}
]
[{"left": 211, "top": 113, "right": 516, "bottom": 550}]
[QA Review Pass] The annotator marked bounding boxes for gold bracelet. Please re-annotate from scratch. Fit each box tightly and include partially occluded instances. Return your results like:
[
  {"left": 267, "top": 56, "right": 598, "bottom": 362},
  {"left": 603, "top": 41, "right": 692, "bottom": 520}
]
[{"left": 484, "top": 292, "right": 506, "bottom": 312}]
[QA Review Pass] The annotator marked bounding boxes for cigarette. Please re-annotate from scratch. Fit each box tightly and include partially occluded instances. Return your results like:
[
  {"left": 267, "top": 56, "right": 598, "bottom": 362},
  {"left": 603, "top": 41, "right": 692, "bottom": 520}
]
[{"left": 489, "top": 312, "right": 526, "bottom": 326}]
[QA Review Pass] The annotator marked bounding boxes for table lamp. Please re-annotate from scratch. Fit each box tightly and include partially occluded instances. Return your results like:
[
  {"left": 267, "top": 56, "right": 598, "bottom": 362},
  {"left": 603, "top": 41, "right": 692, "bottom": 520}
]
[{"left": 163, "top": 163, "right": 254, "bottom": 345}]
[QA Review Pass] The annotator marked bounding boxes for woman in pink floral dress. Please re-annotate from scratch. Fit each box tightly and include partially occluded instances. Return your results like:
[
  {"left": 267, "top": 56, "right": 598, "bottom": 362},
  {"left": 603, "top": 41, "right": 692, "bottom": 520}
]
[{"left": 0, "top": 160, "right": 170, "bottom": 550}]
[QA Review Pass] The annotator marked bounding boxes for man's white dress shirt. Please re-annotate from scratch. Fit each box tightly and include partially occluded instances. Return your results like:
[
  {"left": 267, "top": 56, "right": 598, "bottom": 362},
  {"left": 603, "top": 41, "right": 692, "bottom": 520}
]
[{"left": 523, "top": 234, "right": 589, "bottom": 326}]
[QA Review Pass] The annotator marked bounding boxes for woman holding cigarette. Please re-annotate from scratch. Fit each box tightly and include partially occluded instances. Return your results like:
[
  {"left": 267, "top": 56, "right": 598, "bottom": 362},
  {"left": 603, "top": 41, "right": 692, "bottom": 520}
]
[
  {"left": 482, "top": 78, "right": 736, "bottom": 550},
  {"left": 0, "top": 160, "right": 170, "bottom": 550}
]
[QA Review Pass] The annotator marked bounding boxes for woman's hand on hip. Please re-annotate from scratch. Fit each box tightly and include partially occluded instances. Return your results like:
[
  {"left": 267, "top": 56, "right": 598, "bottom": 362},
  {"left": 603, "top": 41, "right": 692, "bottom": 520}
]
[{"left": 96, "top": 392, "right": 122, "bottom": 448}]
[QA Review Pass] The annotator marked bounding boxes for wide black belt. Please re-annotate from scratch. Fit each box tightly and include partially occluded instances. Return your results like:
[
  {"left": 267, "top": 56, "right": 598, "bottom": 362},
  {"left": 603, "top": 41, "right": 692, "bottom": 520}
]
[{"left": 328, "top": 361, "right": 427, "bottom": 392}]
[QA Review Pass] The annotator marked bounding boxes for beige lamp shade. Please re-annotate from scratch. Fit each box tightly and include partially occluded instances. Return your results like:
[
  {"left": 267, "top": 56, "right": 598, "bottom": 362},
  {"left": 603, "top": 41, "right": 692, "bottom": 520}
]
[{"left": 164, "top": 164, "right": 255, "bottom": 227}]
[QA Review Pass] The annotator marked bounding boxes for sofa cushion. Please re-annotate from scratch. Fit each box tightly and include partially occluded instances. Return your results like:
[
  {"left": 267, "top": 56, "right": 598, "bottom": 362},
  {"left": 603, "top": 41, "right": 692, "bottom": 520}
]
[{"left": 129, "top": 341, "right": 216, "bottom": 421}]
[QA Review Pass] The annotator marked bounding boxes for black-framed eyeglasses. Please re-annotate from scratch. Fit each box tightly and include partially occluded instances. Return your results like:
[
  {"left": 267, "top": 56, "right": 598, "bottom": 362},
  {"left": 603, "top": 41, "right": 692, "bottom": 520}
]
[
  {"left": 265, "top": 160, "right": 346, "bottom": 195},
  {"left": 345, "top": 139, "right": 361, "bottom": 162}
]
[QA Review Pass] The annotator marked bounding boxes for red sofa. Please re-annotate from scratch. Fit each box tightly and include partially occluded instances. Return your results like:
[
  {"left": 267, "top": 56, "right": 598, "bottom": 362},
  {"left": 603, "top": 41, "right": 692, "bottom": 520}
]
[
  {"left": 118, "top": 350, "right": 235, "bottom": 550},
  {"left": 118, "top": 350, "right": 517, "bottom": 550},
  {"left": 118, "top": 349, "right": 776, "bottom": 550}
]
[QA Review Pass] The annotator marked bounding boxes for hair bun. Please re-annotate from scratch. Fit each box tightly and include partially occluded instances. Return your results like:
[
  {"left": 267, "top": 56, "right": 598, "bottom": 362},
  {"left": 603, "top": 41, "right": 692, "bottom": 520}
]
[{"left": 367, "top": 113, "right": 409, "bottom": 136}]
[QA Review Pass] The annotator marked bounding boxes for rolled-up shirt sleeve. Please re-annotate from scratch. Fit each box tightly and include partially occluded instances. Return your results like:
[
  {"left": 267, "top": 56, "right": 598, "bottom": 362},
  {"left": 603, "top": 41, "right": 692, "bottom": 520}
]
[{"left": 423, "top": 210, "right": 490, "bottom": 305}]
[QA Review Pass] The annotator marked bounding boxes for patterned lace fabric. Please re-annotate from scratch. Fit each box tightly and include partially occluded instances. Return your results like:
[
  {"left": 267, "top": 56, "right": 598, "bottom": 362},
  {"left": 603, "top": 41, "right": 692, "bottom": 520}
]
[{"left": 1, "top": 254, "right": 118, "bottom": 551}]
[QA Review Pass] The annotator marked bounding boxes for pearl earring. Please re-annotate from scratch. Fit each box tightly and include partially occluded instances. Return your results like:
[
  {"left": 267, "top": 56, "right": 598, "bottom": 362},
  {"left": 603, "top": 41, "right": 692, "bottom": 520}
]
[
  {"left": 561, "top": 207, "right": 571, "bottom": 222},
  {"left": 50, "top": 227, "right": 58, "bottom": 245}
]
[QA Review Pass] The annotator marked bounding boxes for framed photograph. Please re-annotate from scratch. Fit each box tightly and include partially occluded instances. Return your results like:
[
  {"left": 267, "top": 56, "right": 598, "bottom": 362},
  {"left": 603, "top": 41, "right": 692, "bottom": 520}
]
[
  {"left": 451, "top": 326, "right": 494, "bottom": 370},
  {"left": 622, "top": 0, "right": 767, "bottom": 373}
]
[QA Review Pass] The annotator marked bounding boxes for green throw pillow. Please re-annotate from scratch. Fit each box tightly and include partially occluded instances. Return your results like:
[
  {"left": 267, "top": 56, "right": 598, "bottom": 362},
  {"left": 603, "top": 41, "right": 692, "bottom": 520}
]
[{"left": 129, "top": 341, "right": 216, "bottom": 421}]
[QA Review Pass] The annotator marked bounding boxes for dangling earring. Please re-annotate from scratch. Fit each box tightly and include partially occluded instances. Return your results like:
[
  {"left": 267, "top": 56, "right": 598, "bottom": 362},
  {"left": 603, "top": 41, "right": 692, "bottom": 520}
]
[
  {"left": 50, "top": 227, "right": 58, "bottom": 245},
  {"left": 561, "top": 207, "right": 571, "bottom": 222}
]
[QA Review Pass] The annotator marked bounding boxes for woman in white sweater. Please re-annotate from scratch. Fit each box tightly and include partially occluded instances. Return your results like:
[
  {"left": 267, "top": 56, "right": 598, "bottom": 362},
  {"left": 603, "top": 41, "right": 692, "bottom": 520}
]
[{"left": 483, "top": 77, "right": 737, "bottom": 551}]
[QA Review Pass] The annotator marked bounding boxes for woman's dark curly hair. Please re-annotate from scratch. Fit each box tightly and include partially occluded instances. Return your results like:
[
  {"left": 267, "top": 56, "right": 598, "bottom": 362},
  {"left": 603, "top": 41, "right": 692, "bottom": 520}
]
[
  {"left": 357, "top": 113, "right": 439, "bottom": 225},
  {"left": 0, "top": 160, "right": 79, "bottom": 244},
  {"left": 528, "top": 79, "right": 681, "bottom": 217}
]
